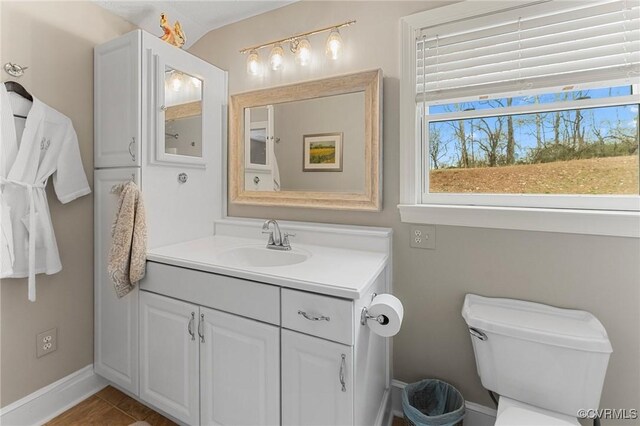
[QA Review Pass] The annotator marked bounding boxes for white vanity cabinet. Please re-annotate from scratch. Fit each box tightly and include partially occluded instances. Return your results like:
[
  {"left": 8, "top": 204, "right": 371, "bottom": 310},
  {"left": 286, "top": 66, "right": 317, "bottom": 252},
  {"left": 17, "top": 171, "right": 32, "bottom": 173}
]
[
  {"left": 140, "top": 258, "right": 390, "bottom": 426},
  {"left": 139, "top": 291, "right": 200, "bottom": 425},
  {"left": 282, "top": 330, "right": 354, "bottom": 426},
  {"left": 139, "top": 291, "right": 281, "bottom": 426},
  {"left": 199, "top": 307, "right": 280, "bottom": 426},
  {"left": 140, "top": 262, "right": 282, "bottom": 425}
]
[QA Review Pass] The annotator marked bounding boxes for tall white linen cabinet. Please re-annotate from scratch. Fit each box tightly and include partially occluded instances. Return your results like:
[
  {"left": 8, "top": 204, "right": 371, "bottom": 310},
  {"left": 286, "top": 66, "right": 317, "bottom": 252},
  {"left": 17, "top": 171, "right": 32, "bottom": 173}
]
[{"left": 93, "top": 29, "right": 227, "bottom": 396}]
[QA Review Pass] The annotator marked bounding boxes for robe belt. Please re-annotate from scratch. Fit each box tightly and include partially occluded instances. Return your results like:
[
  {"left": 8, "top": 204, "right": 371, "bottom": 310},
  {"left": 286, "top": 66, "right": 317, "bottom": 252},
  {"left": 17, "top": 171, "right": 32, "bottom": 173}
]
[{"left": 0, "top": 176, "right": 46, "bottom": 302}]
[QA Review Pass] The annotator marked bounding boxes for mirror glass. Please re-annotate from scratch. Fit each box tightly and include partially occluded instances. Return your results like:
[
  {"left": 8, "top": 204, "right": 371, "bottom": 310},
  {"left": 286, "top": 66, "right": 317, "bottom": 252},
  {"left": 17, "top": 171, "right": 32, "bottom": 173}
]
[
  {"left": 230, "top": 70, "right": 381, "bottom": 210},
  {"left": 244, "top": 91, "right": 365, "bottom": 193},
  {"left": 247, "top": 107, "right": 269, "bottom": 167},
  {"left": 164, "top": 66, "right": 203, "bottom": 157}
]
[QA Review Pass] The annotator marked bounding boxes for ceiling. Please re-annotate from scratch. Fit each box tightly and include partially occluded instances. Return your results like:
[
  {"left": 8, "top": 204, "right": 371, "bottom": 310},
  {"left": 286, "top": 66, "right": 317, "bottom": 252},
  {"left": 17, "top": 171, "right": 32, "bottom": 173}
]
[{"left": 94, "top": 1, "right": 296, "bottom": 48}]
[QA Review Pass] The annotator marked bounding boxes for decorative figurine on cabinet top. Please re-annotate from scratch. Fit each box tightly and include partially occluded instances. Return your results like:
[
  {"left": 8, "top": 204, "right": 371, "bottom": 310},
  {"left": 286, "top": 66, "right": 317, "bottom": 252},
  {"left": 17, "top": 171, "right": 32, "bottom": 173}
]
[{"left": 160, "top": 13, "right": 186, "bottom": 48}]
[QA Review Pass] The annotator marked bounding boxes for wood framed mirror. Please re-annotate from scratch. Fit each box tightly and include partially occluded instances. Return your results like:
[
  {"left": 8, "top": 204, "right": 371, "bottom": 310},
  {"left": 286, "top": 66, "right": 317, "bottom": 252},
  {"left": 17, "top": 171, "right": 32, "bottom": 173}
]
[{"left": 229, "top": 69, "right": 382, "bottom": 211}]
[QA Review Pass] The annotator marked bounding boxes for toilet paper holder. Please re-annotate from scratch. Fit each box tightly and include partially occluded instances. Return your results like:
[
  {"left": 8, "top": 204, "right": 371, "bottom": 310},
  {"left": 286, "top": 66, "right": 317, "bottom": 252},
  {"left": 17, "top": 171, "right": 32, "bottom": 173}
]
[{"left": 360, "top": 293, "right": 390, "bottom": 326}]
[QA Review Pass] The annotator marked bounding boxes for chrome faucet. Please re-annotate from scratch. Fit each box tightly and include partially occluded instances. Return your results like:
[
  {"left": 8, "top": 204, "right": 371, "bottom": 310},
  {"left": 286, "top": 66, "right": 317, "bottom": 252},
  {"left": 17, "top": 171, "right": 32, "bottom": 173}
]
[{"left": 262, "top": 219, "right": 295, "bottom": 251}]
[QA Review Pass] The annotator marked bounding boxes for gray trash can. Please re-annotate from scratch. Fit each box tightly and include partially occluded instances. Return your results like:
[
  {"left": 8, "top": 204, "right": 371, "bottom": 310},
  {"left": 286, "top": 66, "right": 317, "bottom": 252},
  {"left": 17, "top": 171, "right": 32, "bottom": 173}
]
[{"left": 402, "top": 379, "right": 465, "bottom": 426}]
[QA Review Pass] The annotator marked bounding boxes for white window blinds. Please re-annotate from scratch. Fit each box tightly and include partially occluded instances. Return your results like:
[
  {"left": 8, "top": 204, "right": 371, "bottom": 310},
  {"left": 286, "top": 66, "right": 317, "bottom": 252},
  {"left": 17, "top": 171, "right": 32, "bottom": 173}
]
[{"left": 416, "top": 0, "right": 640, "bottom": 102}]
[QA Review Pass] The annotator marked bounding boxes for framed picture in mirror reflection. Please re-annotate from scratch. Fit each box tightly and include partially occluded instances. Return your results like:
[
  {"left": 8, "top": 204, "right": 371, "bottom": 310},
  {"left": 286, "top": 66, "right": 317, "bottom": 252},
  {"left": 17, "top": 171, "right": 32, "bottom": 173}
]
[{"left": 303, "top": 133, "right": 343, "bottom": 172}]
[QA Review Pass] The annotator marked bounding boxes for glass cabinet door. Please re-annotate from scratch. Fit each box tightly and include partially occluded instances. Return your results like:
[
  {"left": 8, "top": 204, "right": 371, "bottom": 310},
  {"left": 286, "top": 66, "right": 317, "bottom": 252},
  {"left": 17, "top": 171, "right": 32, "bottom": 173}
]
[
  {"left": 154, "top": 55, "right": 207, "bottom": 167},
  {"left": 244, "top": 105, "right": 274, "bottom": 171},
  {"left": 163, "top": 67, "right": 203, "bottom": 158}
]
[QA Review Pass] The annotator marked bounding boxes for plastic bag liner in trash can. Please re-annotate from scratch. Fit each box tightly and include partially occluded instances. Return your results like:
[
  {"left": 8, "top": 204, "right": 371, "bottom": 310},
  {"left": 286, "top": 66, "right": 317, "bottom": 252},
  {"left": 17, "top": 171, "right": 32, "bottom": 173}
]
[{"left": 402, "top": 379, "right": 465, "bottom": 426}]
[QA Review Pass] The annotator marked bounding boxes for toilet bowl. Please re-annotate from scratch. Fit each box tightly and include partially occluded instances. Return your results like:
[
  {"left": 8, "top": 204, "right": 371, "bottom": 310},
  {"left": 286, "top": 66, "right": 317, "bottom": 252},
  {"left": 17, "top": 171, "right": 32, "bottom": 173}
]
[
  {"left": 495, "top": 397, "right": 579, "bottom": 426},
  {"left": 462, "top": 294, "right": 612, "bottom": 426}
]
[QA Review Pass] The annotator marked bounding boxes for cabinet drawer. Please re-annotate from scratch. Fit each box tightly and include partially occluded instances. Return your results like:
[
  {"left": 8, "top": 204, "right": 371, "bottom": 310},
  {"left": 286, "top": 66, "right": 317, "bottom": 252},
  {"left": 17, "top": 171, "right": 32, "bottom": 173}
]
[
  {"left": 282, "top": 289, "right": 353, "bottom": 345},
  {"left": 142, "top": 262, "right": 280, "bottom": 325}
]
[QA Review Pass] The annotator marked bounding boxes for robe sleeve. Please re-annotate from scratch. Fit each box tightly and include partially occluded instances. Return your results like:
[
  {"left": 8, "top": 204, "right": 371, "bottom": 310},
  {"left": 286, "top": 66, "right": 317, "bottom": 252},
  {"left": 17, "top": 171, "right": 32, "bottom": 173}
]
[{"left": 53, "top": 120, "right": 91, "bottom": 204}]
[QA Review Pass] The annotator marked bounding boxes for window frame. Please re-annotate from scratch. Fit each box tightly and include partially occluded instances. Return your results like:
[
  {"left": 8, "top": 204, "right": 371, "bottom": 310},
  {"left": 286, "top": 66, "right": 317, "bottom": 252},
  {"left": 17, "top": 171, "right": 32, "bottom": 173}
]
[{"left": 398, "top": 1, "right": 640, "bottom": 237}]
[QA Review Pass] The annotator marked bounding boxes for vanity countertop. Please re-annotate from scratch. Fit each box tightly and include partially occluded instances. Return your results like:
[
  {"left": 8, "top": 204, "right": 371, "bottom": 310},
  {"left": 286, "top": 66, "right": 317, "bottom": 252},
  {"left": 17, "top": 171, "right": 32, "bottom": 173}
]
[{"left": 146, "top": 235, "right": 388, "bottom": 299}]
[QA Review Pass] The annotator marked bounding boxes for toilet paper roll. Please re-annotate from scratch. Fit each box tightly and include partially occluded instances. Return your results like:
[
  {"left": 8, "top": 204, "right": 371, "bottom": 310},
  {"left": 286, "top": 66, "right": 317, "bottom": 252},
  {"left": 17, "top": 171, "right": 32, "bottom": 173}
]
[{"left": 366, "top": 294, "right": 404, "bottom": 337}]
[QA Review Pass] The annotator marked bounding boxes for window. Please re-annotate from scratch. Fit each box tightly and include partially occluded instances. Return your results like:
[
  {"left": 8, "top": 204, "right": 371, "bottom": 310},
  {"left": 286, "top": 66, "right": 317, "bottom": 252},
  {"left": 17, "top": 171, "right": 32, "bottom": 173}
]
[
  {"left": 399, "top": 1, "right": 640, "bottom": 236},
  {"left": 425, "top": 85, "right": 639, "bottom": 199}
]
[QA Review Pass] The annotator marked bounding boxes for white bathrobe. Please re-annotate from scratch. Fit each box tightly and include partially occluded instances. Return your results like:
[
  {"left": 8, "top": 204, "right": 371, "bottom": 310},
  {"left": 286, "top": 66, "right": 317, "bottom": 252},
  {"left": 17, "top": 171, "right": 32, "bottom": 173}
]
[{"left": 0, "top": 84, "right": 91, "bottom": 301}]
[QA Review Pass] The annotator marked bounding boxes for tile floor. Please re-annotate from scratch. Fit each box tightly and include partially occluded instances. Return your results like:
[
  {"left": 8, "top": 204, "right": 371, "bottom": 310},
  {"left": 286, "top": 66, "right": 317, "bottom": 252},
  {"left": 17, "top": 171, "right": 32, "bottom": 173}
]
[
  {"left": 46, "top": 386, "right": 405, "bottom": 426},
  {"left": 45, "top": 385, "right": 176, "bottom": 426}
]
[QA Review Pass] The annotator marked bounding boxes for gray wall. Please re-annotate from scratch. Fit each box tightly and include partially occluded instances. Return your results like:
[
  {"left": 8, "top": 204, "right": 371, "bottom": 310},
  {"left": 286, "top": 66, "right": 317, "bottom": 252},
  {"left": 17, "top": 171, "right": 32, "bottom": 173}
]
[
  {"left": 190, "top": 1, "right": 640, "bottom": 421},
  {"left": 0, "top": 1, "right": 134, "bottom": 407},
  {"left": 274, "top": 93, "right": 365, "bottom": 192}
]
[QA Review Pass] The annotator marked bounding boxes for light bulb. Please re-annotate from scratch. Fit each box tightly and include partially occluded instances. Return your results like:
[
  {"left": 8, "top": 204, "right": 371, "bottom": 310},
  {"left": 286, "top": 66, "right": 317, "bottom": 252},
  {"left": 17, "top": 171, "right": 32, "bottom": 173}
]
[
  {"left": 269, "top": 44, "right": 285, "bottom": 71},
  {"left": 171, "top": 73, "right": 182, "bottom": 92},
  {"left": 325, "top": 28, "right": 342, "bottom": 60},
  {"left": 246, "top": 50, "right": 261, "bottom": 76},
  {"left": 295, "top": 38, "right": 312, "bottom": 66}
]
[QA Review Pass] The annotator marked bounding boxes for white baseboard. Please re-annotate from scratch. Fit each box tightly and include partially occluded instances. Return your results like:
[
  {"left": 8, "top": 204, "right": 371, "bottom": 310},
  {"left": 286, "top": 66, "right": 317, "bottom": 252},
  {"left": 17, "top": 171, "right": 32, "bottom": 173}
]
[
  {"left": 0, "top": 364, "right": 107, "bottom": 426},
  {"left": 391, "top": 379, "right": 497, "bottom": 426}
]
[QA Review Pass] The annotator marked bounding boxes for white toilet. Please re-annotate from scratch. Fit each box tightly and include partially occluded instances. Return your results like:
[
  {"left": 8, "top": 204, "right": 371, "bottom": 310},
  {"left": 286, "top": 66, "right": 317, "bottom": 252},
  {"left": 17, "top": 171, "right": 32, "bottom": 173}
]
[{"left": 462, "top": 294, "right": 613, "bottom": 426}]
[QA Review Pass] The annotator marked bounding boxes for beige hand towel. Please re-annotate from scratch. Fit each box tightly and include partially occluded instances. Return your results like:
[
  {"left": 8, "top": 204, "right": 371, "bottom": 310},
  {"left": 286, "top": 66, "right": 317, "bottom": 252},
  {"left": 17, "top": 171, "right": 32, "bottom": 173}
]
[{"left": 109, "top": 181, "right": 147, "bottom": 298}]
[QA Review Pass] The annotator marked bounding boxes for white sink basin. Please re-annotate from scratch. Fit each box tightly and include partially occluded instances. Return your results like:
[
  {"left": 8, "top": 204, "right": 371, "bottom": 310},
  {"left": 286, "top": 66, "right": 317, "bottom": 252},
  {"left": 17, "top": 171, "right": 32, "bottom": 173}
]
[{"left": 215, "top": 245, "right": 310, "bottom": 268}]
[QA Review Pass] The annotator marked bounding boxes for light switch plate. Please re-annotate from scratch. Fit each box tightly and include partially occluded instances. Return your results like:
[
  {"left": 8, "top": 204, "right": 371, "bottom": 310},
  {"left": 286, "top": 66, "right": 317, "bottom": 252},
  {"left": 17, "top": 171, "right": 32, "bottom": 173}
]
[
  {"left": 36, "top": 328, "right": 57, "bottom": 358},
  {"left": 410, "top": 225, "right": 436, "bottom": 249}
]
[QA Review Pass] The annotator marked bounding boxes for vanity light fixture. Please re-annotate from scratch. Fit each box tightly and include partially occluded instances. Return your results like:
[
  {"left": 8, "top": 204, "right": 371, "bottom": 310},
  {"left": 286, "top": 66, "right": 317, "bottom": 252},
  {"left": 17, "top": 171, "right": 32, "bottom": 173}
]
[
  {"left": 246, "top": 49, "right": 261, "bottom": 76},
  {"left": 269, "top": 44, "right": 285, "bottom": 71},
  {"left": 170, "top": 72, "right": 182, "bottom": 92},
  {"left": 240, "top": 20, "right": 355, "bottom": 75},
  {"left": 293, "top": 37, "right": 312, "bottom": 66},
  {"left": 325, "top": 28, "right": 343, "bottom": 60}
]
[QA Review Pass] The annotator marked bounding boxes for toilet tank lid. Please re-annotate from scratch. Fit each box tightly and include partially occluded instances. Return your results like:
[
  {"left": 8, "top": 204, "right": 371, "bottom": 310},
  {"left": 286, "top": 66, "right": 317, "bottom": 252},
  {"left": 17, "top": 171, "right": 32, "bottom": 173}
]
[{"left": 462, "top": 294, "right": 612, "bottom": 353}]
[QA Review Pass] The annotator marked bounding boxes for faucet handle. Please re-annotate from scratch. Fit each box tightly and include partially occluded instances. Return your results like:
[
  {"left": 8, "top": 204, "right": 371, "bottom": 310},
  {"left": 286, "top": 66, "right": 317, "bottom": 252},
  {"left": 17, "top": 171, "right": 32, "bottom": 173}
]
[{"left": 282, "top": 232, "right": 296, "bottom": 247}]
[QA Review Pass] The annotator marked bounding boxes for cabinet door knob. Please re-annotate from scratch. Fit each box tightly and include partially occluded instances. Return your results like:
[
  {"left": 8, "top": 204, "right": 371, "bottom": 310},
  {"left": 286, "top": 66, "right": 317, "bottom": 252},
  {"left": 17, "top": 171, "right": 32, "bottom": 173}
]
[
  {"left": 198, "top": 313, "right": 205, "bottom": 343},
  {"left": 298, "top": 310, "right": 330, "bottom": 322},
  {"left": 339, "top": 354, "right": 346, "bottom": 392},
  {"left": 253, "top": 176, "right": 260, "bottom": 185},
  {"left": 188, "top": 312, "right": 195, "bottom": 341}
]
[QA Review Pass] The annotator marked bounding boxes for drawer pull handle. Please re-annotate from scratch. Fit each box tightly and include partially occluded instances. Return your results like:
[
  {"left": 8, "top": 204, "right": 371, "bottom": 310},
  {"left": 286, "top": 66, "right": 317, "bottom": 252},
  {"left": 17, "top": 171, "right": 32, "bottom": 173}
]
[
  {"left": 298, "top": 310, "right": 330, "bottom": 322},
  {"left": 198, "top": 314, "right": 205, "bottom": 343},
  {"left": 339, "top": 354, "right": 346, "bottom": 392},
  {"left": 188, "top": 312, "right": 195, "bottom": 341}
]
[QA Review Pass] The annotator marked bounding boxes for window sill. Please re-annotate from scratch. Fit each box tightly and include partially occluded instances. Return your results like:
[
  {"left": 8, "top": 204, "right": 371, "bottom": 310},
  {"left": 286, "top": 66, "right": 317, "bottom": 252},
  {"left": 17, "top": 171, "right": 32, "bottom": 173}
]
[{"left": 398, "top": 204, "right": 640, "bottom": 238}]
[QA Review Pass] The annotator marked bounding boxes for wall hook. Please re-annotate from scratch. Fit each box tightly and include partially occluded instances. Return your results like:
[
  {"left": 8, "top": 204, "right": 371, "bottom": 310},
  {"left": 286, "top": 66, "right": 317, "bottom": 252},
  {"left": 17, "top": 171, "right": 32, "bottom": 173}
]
[{"left": 4, "top": 63, "right": 28, "bottom": 78}]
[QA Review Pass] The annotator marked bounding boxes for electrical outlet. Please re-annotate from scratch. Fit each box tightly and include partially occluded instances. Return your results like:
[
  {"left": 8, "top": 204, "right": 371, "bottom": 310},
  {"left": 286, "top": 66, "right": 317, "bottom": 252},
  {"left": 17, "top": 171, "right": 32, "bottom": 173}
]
[
  {"left": 36, "top": 328, "right": 57, "bottom": 358},
  {"left": 410, "top": 225, "right": 436, "bottom": 249}
]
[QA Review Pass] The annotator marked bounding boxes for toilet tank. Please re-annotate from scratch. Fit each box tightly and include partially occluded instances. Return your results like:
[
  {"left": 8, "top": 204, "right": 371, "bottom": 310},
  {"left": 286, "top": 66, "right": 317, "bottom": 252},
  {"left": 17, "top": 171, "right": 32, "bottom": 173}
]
[{"left": 462, "top": 294, "right": 612, "bottom": 417}]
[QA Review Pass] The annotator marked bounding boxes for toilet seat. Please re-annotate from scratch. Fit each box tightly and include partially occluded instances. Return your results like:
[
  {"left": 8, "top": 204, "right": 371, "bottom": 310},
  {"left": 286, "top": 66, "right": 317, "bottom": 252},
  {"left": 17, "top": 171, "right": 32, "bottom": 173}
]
[{"left": 495, "top": 397, "right": 580, "bottom": 426}]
